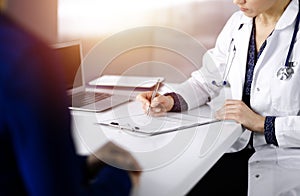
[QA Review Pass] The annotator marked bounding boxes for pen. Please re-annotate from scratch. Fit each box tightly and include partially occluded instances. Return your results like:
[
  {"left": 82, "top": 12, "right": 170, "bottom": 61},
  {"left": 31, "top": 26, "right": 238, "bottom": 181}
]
[{"left": 146, "top": 79, "right": 161, "bottom": 116}]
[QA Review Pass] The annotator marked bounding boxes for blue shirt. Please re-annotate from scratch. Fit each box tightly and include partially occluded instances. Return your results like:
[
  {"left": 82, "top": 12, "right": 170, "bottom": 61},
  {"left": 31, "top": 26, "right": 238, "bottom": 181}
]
[
  {"left": 243, "top": 19, "right": 278, "bottom": 146},
  {"left": 0, "top": 14, "right": 131, "bottom": 195}
]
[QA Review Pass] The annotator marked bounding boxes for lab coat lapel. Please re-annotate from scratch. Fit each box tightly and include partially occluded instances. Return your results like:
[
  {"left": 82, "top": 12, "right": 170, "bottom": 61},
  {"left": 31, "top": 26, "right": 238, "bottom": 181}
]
[
  {"left": 252, "top": 35, "right": 275, "bottom": 82},
  {"left": 230, "top": 19, "right": 253, "bottom": 100},
  {"left": 252, "top": 0, "right": 298, "bottom": 81}
]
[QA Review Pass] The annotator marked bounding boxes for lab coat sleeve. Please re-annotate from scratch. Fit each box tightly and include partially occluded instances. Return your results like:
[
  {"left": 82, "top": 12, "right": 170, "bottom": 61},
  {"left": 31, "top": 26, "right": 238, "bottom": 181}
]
[
  {"left": 275, "top": 116, "right": 300, "bottom": 148},
  {"left": 175, "top": 11, "right": 242, "bottom": 110}
]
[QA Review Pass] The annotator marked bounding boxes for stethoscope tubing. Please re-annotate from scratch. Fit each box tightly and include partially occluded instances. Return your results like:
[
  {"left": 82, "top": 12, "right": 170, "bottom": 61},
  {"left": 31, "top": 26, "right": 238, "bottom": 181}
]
[
  {"left": 212, "top": 0, "right": 300, "bottom": 86},
  {"left": 284, "top": 0, "right": 300, "bottom": 68}
]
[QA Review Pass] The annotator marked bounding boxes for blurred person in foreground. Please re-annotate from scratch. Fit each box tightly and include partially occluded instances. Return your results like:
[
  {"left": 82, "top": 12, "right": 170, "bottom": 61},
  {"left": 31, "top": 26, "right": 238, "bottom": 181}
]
[{"left": 0, "top": 1, "right": 141, "bottom": 195}]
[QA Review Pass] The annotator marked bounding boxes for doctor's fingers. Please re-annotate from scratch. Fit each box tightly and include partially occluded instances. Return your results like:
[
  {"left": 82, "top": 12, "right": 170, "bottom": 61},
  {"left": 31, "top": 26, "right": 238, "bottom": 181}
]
[
  {"left": 146, "top": 97, "right": 169, "bottom": 116},
  {"left": 223, "top": 99, "right": 247, "bottom": 107},
  {"left": 150, "top": 95, "right": 170, "bottom": 107},
  {"left": 216, "top": 109, "right": 265, "bottom": 132},
  {"left": 151, "top": 95, "right": 174, "bottom": 112},
  {"left": 215, "top": 108, "right": 243, "bottom": 122},
  {"left": 136, "top": 91, "right": 154, "bottom": 104},
  {"left": 215, "top": 100, "right": 249, "bottom": 120},
  {"left": 215, "top": 102, "right": 265, "bottom": 131},
  {"left": 217, "top": 100, "right": 249, "bottom": 115},
  {"left": 137, "top": 97, "right": 166, "bottom": 115},
  {"left": 136, "top": 91, "right": 160, "bottom": 110}
]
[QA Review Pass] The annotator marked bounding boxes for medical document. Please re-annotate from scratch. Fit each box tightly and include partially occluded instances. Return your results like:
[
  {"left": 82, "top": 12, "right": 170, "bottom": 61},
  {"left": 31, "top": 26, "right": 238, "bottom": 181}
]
[{"left": 97, "top": 112, "right": 219, "bottom": 136}]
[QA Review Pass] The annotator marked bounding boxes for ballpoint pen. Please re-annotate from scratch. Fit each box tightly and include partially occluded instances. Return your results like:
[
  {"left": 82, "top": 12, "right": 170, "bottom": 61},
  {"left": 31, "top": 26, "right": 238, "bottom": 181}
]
[{"left": 146, "top": 79, "right": 161, "bottom": 116}]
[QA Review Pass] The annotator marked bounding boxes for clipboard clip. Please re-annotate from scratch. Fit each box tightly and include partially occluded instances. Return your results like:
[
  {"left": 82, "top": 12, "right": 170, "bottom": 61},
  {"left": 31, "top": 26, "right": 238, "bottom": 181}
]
[
  {"left": 96, "top": 122, "right": 140, "bottom": 132},
  {"left": 96, "top": 119, "right": 221, "bottom": 136}
]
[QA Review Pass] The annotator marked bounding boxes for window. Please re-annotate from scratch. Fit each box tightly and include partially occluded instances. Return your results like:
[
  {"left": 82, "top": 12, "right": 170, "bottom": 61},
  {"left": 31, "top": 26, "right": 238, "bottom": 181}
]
[{"left": 58, "top": 0, "right": 196, "bottom": 38}]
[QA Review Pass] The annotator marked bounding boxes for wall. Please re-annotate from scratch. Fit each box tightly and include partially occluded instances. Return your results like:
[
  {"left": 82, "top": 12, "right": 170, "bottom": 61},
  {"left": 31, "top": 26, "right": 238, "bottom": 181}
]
[
  {"left": 149, "top": 0, "right": 238, "bottom": 82},
  {"left": 6, "top": 0, "right": 58, "bottom": 43},
  {"left": 81, "top": 0, "right": 238, "bottom": 83},
  {"left": 5, "top": 0, "right": 237, "bottom": 83}
]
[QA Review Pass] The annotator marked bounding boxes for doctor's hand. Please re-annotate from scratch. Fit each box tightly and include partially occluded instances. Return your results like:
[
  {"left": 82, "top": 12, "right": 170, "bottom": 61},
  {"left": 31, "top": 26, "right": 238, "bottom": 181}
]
[
  {"left": 215, "top": 99, "right": 265, "bottom": 133},
  {"left": 136, "top": 91, "right": 174, "bottom": 116}
]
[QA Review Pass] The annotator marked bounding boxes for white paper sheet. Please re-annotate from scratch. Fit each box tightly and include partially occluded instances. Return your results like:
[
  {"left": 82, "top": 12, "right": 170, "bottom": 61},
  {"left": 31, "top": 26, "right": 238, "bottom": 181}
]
[{"left": 97, "top": 112, "right": 219, "bottom": 136}]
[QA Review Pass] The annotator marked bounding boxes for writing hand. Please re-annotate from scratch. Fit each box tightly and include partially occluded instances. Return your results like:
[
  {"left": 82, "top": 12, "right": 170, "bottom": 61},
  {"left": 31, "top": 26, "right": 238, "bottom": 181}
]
[{"left": 136, "top": 91, "right": 174, "bottom": 116}]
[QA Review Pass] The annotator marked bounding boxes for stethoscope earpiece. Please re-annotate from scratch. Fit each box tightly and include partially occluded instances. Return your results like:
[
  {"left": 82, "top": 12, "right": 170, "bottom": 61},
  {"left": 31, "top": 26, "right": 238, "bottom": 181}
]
[
  {"left": 222, "top": 81, "right": 228, "bottom": 86},
  {"left": 211, "top": 80, "right": 230, "bottom": 87},
  {"left": 211, "top": 38, "right": 236, "bottom": 88}
]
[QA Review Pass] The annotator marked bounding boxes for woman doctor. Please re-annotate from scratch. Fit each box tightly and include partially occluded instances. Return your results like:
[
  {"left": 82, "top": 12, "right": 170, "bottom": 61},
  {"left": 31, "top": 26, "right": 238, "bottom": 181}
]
[{"left": 137, "top": 0, "right": 300, "bottom": 195}]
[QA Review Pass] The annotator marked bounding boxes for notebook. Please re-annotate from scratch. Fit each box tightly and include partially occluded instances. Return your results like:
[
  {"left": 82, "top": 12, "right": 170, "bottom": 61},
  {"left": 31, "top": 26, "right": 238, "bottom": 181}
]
[{"left": 51, "top": 40, "right": 129, "bottom": 112}]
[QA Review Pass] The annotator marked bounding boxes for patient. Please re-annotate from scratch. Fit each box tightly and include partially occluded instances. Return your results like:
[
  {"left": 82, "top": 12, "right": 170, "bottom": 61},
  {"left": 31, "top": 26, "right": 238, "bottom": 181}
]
[{"left": 0, "top": 1, "right": 140, "bottom": 195}]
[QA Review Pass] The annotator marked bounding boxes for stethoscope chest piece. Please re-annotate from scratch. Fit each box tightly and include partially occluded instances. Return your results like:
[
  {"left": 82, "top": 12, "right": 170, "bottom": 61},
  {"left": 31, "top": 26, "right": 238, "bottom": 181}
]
[{"left": 276, "top": 64, "right": 294, "bottom": 80}]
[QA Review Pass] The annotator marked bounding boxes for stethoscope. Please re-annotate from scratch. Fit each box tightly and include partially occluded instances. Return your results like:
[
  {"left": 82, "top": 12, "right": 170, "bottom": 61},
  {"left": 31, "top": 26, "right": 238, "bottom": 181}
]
[
  {"left": 277, "top": 2, "right": 300, "bottom": 80},
  {"left": 212, "top": 1, "right": 300, "bottom": 87},
  {"left": 211, "top": 38, "right": 236, "bottom": 87}
]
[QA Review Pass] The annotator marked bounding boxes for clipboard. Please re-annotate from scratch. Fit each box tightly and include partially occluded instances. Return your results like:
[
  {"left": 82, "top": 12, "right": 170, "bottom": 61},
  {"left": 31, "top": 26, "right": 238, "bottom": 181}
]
[{"left": 96, "top": 113, "right": 220, "bottom": 136}]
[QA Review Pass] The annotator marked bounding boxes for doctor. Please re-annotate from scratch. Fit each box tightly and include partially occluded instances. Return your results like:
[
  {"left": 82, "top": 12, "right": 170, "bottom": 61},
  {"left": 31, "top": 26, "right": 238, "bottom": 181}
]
[{"left": 137, "top": 0, "right": 300, "bottom": 195}]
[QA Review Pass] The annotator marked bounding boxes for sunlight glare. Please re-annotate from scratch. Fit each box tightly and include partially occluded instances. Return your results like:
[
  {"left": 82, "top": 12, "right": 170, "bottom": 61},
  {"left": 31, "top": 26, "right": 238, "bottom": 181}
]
[{"left": 58, "top": 0, "right": 196, "bottom": 37}]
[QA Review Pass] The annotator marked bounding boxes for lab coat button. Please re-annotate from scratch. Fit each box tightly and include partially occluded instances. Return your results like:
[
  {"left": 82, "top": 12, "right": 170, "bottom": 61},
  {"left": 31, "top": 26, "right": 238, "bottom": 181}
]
[
  {"left": 256, "top": 87, "right": 260, "bottom": 92},
  {"left": 255, "top": 174, "right": 260, "bottom": 178}
]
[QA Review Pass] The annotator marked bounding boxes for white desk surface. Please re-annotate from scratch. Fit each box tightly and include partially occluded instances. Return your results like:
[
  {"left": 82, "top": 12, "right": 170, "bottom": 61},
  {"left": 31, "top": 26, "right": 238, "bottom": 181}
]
[{"left": 71, "top": 98, "right": 243, "bottom": 196}]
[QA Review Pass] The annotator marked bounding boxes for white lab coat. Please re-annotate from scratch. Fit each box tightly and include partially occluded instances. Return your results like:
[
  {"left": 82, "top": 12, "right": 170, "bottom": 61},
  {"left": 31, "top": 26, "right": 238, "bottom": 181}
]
[{"left": 176, "top": 0, "right": 300, "bottom": 195}]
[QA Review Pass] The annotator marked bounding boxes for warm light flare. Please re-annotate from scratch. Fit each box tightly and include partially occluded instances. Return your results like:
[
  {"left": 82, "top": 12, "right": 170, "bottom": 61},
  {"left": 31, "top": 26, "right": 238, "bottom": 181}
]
[{"left": 58, "top": 0, "right": 196, "bottom": 37}]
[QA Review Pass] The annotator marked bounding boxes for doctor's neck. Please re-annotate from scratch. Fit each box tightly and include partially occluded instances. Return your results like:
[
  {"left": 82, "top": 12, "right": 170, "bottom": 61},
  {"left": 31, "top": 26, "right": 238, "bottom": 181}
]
[{"left": 256, "top": 0, "right": 291, "bottom": 25}]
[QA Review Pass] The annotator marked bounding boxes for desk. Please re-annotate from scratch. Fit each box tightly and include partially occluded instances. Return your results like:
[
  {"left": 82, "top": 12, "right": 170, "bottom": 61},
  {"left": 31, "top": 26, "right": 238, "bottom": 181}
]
[{"left": 71, "top": 97, "right": 243, "bottom": 196}]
